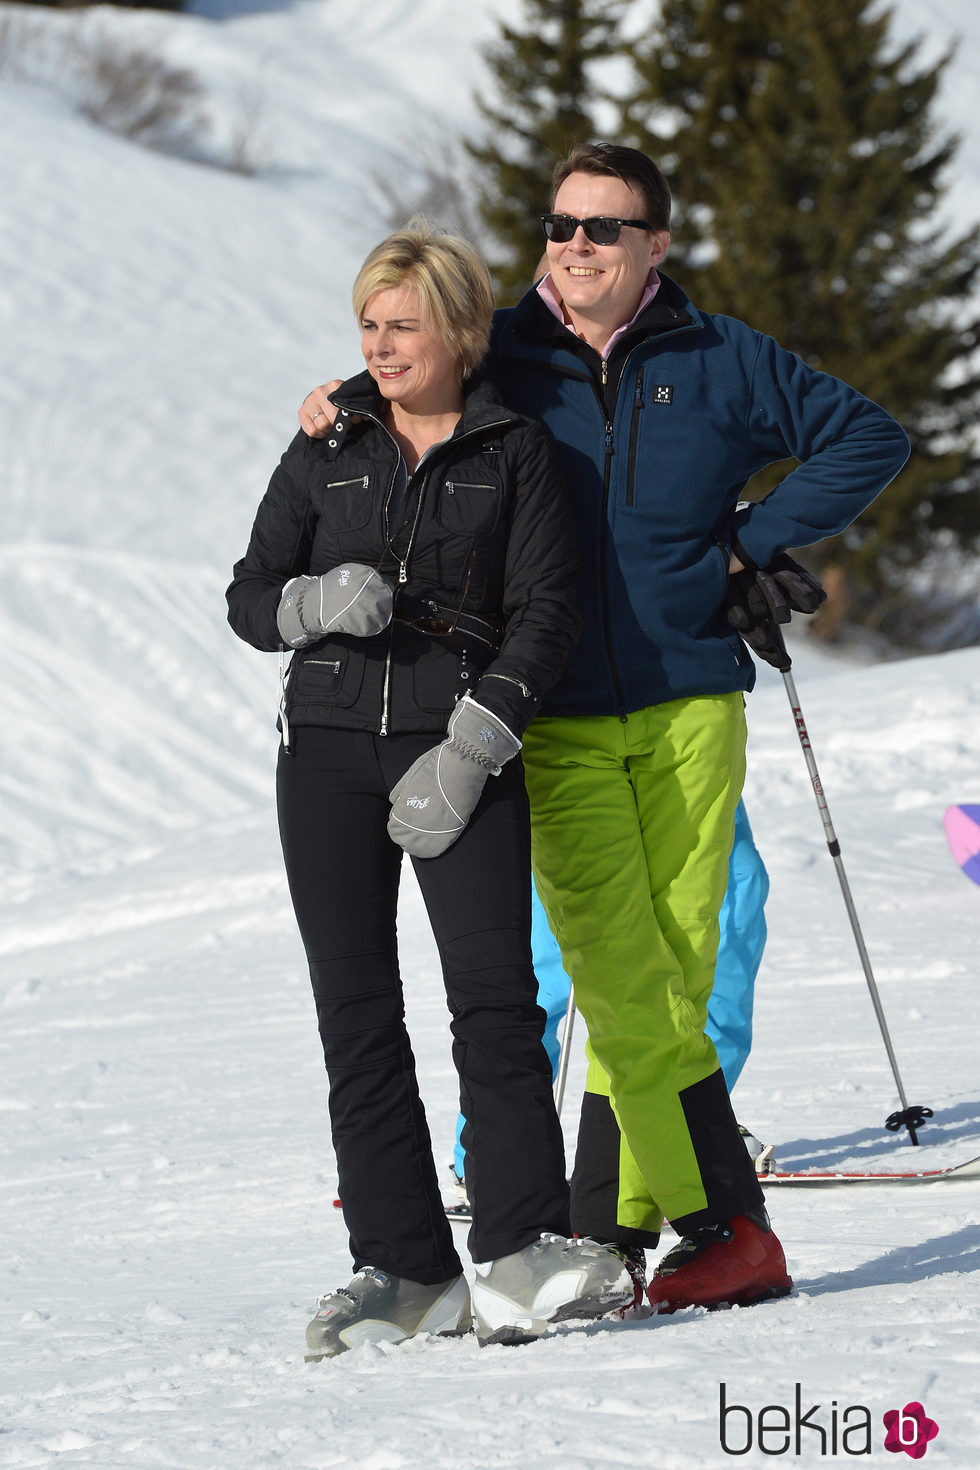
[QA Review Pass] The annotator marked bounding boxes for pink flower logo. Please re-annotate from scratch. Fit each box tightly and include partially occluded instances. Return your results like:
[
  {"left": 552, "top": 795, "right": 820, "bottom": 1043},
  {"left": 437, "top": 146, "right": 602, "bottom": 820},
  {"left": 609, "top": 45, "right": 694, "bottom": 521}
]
[{"left": 883, "top": 1402, "right": 939, "bottom": 1458}]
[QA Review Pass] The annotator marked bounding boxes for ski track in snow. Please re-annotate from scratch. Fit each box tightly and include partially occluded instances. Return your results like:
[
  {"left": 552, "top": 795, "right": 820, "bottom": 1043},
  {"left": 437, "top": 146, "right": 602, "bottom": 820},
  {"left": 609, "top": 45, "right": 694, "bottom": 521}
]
[{"left": 2, "top": 1, "right": 980, "bottom": 1465}]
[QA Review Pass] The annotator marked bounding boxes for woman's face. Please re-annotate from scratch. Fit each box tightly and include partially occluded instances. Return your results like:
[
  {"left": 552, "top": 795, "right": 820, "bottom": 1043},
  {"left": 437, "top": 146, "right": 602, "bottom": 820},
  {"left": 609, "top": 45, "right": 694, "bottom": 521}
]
[{"left": 360, "top": 283, "right": 461, "bottom": 414}]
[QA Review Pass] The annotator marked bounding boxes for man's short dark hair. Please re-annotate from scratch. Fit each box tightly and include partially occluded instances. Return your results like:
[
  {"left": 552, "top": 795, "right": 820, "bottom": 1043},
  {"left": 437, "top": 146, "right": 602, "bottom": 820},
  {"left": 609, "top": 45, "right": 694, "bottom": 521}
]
[{"left": 551, "top": 143, "right": 671, "bottom": 232}]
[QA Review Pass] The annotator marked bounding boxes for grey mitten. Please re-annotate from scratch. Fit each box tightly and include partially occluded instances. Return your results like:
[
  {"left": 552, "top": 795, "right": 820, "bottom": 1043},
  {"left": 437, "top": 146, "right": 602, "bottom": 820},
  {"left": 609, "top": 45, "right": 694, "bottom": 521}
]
[
  {"left": 387, "top": 696, "right": 521, "bottom": 859},
  {"left": 276, "top": 563, "right": 393, "bottom": 647}
]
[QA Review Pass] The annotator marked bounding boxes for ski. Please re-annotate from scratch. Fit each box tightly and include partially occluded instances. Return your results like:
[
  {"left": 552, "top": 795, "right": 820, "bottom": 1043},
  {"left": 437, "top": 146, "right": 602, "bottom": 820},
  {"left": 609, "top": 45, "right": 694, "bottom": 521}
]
[
  {"left": 332, "top": 1156, "right": 980, "bottom": 1213},
  {"left": 333, "top": 1198, "right": 474, "bottom": 1220},
  {"left": 761, "top": 1153, "right": 980, "bottom": 1185}
]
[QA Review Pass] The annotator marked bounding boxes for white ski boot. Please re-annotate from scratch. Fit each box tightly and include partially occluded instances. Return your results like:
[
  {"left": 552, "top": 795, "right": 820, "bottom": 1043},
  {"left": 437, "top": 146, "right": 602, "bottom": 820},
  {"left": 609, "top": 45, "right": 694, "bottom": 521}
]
[
  {"left": 471, "top": 1233, "right": 633, "bottom": 1346},
  {"left": 305, "top": 1268, "right": 472, "bottom": 1361}
]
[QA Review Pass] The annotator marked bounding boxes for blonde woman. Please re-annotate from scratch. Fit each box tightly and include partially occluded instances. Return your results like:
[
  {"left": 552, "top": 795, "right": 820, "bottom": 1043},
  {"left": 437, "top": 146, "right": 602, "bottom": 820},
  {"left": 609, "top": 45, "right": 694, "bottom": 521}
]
[{"left": 227, "top": 220, "right": 634, "bottom": 1360}]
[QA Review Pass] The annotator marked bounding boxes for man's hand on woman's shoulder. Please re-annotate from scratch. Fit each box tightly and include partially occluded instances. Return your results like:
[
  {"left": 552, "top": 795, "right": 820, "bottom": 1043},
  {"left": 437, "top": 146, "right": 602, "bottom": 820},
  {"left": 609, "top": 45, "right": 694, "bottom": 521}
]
[{"left": 299, "top": 381, "right": 342, "bottom": 437}]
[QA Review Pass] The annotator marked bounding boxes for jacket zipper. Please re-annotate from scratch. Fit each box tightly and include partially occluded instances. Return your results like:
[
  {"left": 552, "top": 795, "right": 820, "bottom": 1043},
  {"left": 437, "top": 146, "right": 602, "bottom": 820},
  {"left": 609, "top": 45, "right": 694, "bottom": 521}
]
[
  {"left": 378, "top": 438, "right": 402, "bottom": 736},
  {"left": 597, "top": 413, "right": 628, "bottom": 721},
  {"left": 278, "top": 645, "right": 291, "bottom": 753},
  {"left": 626, "top": 366, "right": 645, "bottom": 508},
  {"left": 397, "top": 478, "right": 427, "bottom": 585},
  {"left": 589, "top": 356, "right": 629, "bottom": 720},
  {"left": 379, "top": 640, "right": 393, "bottom": 736},
  {"left": 340, "top": 407, "right": 512, "bottom": 736}
]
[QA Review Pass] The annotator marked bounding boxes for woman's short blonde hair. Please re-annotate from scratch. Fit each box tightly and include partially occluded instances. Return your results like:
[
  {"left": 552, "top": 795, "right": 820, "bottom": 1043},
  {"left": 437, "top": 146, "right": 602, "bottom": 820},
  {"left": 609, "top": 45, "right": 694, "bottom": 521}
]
[{"left": 352, "top": 217, "right": 494, "bottom": 381}]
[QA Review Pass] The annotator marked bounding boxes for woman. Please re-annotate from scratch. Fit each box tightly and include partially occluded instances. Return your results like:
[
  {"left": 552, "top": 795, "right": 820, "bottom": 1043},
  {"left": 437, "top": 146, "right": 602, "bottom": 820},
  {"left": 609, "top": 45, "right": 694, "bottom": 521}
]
[{"left": 226, "top": 219, "right": 632, "bottom": 1359}]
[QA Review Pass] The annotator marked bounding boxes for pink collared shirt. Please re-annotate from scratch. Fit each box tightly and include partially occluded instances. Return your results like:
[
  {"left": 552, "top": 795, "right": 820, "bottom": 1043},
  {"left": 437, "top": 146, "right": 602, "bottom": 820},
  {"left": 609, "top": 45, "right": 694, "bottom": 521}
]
[{"left": 536, "top": 268, "right": 662, "bottom": 358}]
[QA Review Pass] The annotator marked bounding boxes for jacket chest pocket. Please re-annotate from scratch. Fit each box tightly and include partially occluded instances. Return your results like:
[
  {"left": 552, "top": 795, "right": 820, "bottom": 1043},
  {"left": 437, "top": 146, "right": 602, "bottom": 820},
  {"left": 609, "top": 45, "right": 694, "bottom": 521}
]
[
  {"left": 315, "top": 472, "right": 375, "bottom": 531},
  {"left": 435, "top": 479, "right": 501, "bottom": 536}
]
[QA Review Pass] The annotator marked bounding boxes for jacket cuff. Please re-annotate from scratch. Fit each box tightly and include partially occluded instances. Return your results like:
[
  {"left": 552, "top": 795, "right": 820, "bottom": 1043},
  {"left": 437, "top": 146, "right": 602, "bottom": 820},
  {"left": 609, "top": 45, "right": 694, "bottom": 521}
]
[
  {"left": 731, "top": 533, "right": 759, "bottom": 572},
  {"left": 471, "top": 671, "right": 540, "bottom": 739},
  {"left": 276, "top": 577, "right": 314, "bottom": 647}
]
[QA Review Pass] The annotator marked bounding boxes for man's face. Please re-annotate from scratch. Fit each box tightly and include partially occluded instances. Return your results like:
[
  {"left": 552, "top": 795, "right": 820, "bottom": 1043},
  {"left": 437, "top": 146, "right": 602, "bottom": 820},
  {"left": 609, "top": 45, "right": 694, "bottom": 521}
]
[{"left": 547, "top": 172, "right": 669, "bottom": 342}]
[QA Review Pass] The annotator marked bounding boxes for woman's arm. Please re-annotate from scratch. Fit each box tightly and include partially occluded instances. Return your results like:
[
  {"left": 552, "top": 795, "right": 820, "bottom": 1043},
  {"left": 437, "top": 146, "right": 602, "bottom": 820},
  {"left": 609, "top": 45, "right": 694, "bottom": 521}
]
[
  {"left": 472, "top": 420, "right": 582, "bottom": 735},
  {"left": 226, "top": 433, "right": 318, "bottom": 651}
]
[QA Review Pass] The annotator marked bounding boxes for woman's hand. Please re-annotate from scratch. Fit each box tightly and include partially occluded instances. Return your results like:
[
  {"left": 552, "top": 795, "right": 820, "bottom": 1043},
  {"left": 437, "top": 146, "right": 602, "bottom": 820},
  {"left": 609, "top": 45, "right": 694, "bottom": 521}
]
[
  {"left": 388, "top": 697, "right": 521, "bottom": 859},
  {"left": 276, "top": 564, "right": 394, "bottom": 647},
  {"left": 299, "top": 382, "right": 342, "bottom": 437}
]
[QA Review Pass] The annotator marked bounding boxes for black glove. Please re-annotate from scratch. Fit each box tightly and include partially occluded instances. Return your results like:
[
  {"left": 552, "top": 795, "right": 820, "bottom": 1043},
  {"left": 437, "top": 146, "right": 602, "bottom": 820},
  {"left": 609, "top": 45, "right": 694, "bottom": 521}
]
[{"left": 724, "top": 553, "right": 826, "bottom": 670}]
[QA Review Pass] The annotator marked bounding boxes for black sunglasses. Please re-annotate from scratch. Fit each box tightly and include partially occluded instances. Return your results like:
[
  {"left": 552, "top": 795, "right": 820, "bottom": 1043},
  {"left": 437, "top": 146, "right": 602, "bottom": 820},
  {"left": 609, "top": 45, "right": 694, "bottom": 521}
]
[{"left": 541, "top": 214, "right": 653, "bottom": 245}]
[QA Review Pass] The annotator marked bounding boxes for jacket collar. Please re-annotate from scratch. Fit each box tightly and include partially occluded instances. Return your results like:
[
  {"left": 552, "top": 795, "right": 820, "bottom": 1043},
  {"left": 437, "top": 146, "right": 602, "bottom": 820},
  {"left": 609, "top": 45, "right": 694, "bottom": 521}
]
[
  {"left": 500, "top": 271, "right": 700, "bottom": 358},
  {"left": 328, "top": 368, "right": 517, "bottom": 435}
]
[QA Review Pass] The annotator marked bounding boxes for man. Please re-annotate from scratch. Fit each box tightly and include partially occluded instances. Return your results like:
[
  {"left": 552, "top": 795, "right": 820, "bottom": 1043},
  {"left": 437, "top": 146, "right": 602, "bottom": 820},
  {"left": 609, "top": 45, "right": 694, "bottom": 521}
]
[{"left": 301, "top": 143, "right": 910, "bottom": 1313}]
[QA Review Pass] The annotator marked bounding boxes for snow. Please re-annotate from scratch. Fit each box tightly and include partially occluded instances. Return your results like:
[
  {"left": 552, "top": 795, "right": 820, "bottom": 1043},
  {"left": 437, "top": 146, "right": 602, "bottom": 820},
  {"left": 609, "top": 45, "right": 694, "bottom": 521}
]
[{"left": 1, "top": 1, "right": 979, "bottom": 1465}]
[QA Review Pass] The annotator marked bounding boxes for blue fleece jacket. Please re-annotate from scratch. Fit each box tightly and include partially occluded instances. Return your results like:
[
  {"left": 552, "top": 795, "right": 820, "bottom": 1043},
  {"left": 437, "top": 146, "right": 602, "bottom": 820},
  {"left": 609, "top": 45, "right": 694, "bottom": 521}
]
[{"left": 486, "top": 274, "right": 910, "bottom": 717}]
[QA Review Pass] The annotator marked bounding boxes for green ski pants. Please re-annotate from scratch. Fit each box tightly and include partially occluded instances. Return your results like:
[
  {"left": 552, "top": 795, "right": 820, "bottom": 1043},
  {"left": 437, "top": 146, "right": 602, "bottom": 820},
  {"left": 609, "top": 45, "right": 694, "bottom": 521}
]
[{"left": 522, "top": 692, "right": 765, "bottom": 1238}]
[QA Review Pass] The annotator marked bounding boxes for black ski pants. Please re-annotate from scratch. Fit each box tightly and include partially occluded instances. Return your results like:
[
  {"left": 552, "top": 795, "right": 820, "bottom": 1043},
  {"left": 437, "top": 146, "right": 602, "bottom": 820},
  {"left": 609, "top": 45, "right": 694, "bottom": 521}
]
[{"left": 277, "top": 726, "right": 571, "bottom": 1284}]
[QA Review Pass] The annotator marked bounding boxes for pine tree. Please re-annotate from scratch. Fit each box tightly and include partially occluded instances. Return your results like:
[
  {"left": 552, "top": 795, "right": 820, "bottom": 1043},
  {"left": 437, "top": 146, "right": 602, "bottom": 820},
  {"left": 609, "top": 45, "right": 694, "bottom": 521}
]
[
  {"left": 623, "top": 0, "right": 980, "bottom": 643},
  {"left": 468, "top": 0, "right": 626, "bottom": 304}
]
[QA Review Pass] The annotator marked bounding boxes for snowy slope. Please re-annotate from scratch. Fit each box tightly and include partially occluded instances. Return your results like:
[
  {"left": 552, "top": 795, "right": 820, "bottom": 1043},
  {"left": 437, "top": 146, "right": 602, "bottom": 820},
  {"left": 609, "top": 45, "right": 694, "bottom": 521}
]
[
  {"left": 2, "top": 1, "right": 980, "bottom": 1466},
  {"left": 3, "top": 638, "right": 979, "bottom": 1470}
]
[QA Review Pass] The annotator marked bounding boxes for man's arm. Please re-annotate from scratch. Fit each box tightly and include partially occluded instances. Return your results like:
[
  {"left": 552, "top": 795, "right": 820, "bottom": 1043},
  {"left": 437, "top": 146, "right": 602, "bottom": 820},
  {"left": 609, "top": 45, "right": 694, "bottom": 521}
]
[
  {"left": 730, "top": 331, "right": 910, "bottom": 567},
  {"left": 299, "top": 381, "right": 342, "bottom": 437}
]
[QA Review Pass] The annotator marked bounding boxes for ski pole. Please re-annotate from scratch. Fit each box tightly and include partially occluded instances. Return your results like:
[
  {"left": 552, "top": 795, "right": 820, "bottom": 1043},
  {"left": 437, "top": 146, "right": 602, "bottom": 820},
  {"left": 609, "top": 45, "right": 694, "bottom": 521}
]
[
  {"left": 771, "top": 625, "right": 932, "bottom": 1144},
  {"left": 553, "top": 984, "right": 577, "bottom": 1115}
]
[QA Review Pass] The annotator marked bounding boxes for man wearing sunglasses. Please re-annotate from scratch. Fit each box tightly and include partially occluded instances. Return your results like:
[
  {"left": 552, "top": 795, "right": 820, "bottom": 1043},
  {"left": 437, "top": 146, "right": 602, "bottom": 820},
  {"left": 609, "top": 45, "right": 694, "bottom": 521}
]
[{"left": 299, "top": 142, "right": 909, "bottom": 1318}]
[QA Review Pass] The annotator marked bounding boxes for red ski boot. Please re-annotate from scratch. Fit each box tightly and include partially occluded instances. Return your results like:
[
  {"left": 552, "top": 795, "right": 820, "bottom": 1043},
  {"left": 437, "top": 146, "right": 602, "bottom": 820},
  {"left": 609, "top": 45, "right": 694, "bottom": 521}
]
[{"left": 646, "top": 1211, "right": 792, "bottom": 1314}]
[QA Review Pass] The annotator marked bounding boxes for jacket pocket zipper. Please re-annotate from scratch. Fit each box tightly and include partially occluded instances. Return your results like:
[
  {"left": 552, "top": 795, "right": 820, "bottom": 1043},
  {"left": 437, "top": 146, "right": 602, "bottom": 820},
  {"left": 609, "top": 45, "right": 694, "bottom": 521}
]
[
  {"left": 625, "top": 366, "right": 645, "bottom": 508},
  {"left": 326, "top": 475, "right": 370, "bottom": 490},
  {"left": 480, "top": 671, "right": 535, "bottom": 701}
]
